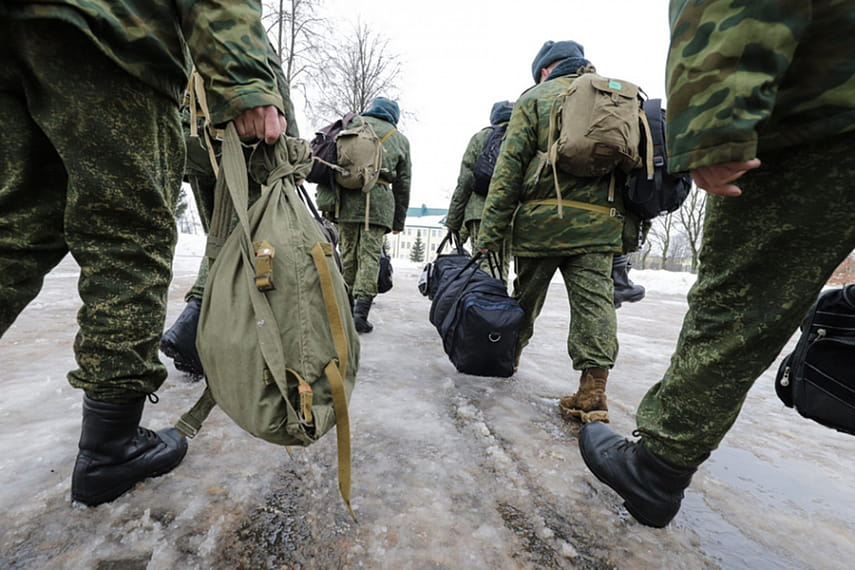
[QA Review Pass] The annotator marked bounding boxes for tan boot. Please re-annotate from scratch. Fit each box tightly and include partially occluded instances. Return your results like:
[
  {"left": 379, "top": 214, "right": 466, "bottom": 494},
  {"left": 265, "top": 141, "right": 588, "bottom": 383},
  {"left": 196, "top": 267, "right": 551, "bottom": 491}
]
[{"left": 559, "top": 368, "right": 609, "bottom": 423}]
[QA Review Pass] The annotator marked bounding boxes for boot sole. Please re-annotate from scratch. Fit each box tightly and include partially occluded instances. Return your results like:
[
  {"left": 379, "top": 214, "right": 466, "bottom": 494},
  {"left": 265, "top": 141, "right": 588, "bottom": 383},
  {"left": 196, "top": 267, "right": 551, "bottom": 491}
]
[
  {"left": 559, "top": 403, "right": 609, "bottom": 424},
  {"left": 563, "top": 409, "right": 609, "bottom": 423}
]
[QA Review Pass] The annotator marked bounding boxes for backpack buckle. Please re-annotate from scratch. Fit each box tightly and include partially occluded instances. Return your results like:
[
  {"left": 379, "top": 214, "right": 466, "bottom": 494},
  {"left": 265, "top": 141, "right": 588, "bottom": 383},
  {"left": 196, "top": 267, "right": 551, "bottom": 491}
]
[{"left": 254, "top": 240, "right": 276, "bottom": 292}]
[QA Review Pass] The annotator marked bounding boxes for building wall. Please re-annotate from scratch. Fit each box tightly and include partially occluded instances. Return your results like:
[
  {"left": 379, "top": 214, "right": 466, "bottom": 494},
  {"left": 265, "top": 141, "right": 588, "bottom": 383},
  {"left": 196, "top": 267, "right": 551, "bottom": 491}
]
[{"left": 387, "top": 223, "right": 448, "bottom": 262}]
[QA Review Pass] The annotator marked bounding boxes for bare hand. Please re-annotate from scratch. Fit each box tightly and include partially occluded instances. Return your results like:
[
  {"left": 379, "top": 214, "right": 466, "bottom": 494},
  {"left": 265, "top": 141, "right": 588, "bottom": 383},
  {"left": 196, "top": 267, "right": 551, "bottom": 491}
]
[
  {"left": 233, "top": 106, "right": 287, "bottom": 144},
  {"left": 691, "top": 159, "right": 761, "bottom": 197}
]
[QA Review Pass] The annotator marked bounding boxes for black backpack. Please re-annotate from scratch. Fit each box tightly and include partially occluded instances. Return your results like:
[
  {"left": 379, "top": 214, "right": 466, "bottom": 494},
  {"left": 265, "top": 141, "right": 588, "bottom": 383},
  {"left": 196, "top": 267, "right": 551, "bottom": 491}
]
[
  {"left": 471, "top": 124, "right": 508, "bottom": 196},
  {"left": 775, "top": 284, "right": 855, "bottom": 436},
  {"left": 306, "top": 112, "right": 357, "bottom": 185},
  {"left": 624, "top": 99, "right": 692, "bottom": 219}
]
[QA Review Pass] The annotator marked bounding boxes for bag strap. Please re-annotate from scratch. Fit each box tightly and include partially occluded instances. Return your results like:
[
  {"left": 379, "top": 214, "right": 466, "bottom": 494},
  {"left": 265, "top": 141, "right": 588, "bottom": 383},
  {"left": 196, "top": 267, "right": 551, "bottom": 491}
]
[
  {"left": 310, "top": 243, "right": 355, "bottom": 518},
  {"left": 639, "top": 100, "right": 656, "bottom": 181},
  {"left": 176, "top": 386, "right": 217, "bottom": 438},
  {"left": 524, "top": 198, "right": 618, "bottom": 217}
]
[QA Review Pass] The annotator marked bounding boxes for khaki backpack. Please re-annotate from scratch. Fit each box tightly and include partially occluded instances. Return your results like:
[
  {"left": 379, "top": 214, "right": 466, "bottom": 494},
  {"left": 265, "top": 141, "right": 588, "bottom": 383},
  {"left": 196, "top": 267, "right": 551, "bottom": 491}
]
[
  {"left": 177, "top": 124, "right": 359, "bottom": 516},
  {"left": 333, "top": 115, "right": 397, "bottom": 228},
  {"left": 545, "top": 72, "right": 650, "bottom": 218},
  {"left": 334, "top": 116, "right": 387, "bottom": 192}
]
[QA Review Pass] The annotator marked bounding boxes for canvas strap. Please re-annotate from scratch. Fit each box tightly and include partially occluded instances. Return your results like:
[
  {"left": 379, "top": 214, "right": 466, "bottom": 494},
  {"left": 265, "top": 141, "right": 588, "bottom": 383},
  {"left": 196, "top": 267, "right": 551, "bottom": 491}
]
[
  {"left": 176, "top": 387, "right": 216, "bottom": 438},
  {"left": 311, "top": 241, "right": 354, "bottom": 518},
  {"left": 524, "top": 198, "right": 618, "bottom": 217}
]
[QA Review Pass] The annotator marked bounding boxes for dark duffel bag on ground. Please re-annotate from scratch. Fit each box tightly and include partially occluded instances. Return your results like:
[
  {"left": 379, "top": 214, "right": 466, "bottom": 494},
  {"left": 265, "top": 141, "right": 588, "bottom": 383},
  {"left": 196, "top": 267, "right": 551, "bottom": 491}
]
[
  {"left": 430, "top": 252, "right": 524, "bottom": 378},
  {"left": 419, "top": 230, "right": 470, "bottom": 299},
  {"left": 775, "top": 284, "right": 855, "bottom": 436}
]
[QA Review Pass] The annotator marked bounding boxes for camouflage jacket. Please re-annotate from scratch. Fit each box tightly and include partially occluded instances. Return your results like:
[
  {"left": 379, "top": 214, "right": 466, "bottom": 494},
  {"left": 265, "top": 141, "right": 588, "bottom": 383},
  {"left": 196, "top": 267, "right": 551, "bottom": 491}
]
[
  {"left": 184, "top": 41, "right": 299, "bottom": 179},
  {"left": 6, "top": 0, "right": 283, "bottom": 125},
  {"left": 666, "top": 0, "right": 855, "bottom": 172},
  {"left": 445, "top": 127, "right": 491, "bottom": 231},
  {"left": 316, "top": 115, "right": 411, "bottom": 232},
  {"left": 478, "top": 75, "right": 624, "bottom": 257}
]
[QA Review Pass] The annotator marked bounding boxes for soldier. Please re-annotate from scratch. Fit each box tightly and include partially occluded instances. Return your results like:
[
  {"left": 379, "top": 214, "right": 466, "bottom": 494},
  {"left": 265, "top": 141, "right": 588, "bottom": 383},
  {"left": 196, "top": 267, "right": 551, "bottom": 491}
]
[
  {"left": 529, "top": 42, "right": 645, "bottom": 309},
  {"left": 478, "top": 41, "right": 624, "bottom": 422},
  {"left": 315, "top": 97, "right": 411, "bottom": 333},
  {"left": 445, "top": 100, "right": 514, "bottom": 283},
  {"left": 160, "top": 40, "right": 301, "bottom": 378},
  {"left": 579, "top": 0, "right": 855, "bottom": 528},
  {"left": 0, "top": 0, "right": 286, "bottom": 506}
]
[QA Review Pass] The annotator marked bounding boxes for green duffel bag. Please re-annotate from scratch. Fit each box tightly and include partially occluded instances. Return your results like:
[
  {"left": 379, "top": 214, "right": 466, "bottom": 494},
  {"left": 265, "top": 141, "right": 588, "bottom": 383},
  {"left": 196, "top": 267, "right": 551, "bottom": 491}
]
[{"left": 177, "top": 123, "right": 359, "bottom": 515}]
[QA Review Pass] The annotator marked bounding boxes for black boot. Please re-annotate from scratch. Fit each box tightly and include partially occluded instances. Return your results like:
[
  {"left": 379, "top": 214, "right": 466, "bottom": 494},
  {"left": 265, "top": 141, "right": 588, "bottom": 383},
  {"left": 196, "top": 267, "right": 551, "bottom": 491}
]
[
  {"left": 160, "top": 297, "right": 203, "bottom": 377},
  {"left": 612, "top": 255, "right": 645, "bottom": 308},
  {"left": 352, "top": 297, "right": 374, "bottom": 334},
  {"left": 578, "top": 421, "right": 695, "bottom": 528},
  {"left": 71, "top": 396, "right": 188, "bottom": 506}
]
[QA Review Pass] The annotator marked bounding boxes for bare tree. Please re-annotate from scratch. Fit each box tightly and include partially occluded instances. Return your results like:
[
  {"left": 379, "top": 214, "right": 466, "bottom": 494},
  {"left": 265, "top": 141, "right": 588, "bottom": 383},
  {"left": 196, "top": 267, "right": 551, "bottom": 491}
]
[
  {"left": 262, "top": 0, "right": 328, "bottom": 106},
  {"left": 676, "top": 185, "right": 706, "bottom": 272},
  {"left": 647, "top": 212, "right": 677, "bottom": 269},
  {"left": 306, "top": 20, "right": 403, "bottom": 125}
]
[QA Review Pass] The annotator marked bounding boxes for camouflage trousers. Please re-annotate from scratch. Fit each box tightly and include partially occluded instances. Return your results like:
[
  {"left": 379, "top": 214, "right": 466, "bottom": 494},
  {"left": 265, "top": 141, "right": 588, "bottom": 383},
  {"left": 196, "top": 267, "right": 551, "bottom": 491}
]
[
  {"left": 185, "top": 174, "right": 216, "bottom": 301},
  {"left": 466, "top": 219, "right": 511, "bottom": 284},
  {"left": 0, "top": 21, "right": 184, "bottom": 402},
  {"left": 338, "top": 222, "right": 386, "bottom": 299},
  {"left": 183, "top": 137, "right": 261, "bottom": 302},
  {"left": 637, "top": 132, "right": 855, "bottom": 468},
  {"left": 514, "top": 253, "right": 617, "bottom": 370}
]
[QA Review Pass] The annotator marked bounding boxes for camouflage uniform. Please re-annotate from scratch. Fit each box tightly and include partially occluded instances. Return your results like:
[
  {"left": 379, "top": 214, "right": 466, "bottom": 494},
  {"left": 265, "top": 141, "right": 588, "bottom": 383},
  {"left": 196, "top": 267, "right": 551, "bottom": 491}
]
[
  {"left": 183, "top": 41, "right": 300, "bottom": 302},
  {"left": 478, "top": 75, "right": 623, "bottom": 370},
  {"left": 316, "top": 113, "right": 411, "bottom": 300},
  {"left": 0, "top": 1, "right": 283, "bottom": 402},
  {"left": 446, "top": 124, "right": 511, "bottom": 283},
  {"left": 635, "top": 0, "right": 855, "bottom": 468}
]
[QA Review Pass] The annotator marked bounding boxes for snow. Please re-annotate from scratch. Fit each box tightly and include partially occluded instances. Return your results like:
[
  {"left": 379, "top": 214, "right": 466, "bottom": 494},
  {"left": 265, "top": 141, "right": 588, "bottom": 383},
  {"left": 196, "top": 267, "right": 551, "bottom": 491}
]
[{"left": 2, "top": 233, "right": 853, "bottom": 569}]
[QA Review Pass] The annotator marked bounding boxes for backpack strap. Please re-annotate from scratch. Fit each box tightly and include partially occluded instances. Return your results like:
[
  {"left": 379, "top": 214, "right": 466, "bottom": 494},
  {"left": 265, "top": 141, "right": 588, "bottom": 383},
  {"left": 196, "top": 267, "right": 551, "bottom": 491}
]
[
  {"left": 379, "top": 127, "right": 397, "bottom": 144},
  {"left": 639, "top": 100, "right": 656, "bottom": 180},
  {"left": 175, "top": 386, "right": 217, "bottom": 438},
  {"left": 310, "top": 241, "right": 355, "bottom": 519},
  {"left": 524, "top": 198, "right": 618, "bottom": 217},
  {"left": 187, "top": 68, "right": 222, "bottom": 176}
]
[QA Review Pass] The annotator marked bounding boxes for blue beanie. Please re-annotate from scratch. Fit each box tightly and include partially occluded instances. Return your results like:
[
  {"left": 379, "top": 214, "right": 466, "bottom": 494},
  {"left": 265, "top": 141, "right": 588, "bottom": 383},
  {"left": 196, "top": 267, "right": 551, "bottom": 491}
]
[
  {"left": 489, "top": 100, "right": 514, "bottom": 125},
  {"left": 531, "top": 40, "right": 588, "bottom": 83},
  {"left": 362, "top": 97, "right": 400, "bottom": 126}
]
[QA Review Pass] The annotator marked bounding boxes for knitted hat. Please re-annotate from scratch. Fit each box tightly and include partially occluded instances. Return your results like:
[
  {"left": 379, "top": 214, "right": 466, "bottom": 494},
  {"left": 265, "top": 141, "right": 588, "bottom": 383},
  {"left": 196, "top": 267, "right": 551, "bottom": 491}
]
[
  {"left": 531, "top": 40, "right": 588, "bottom": 83},
  {"left": 362, "top": 97, "right": 400, "bottom": 126},
  {"left": 489, "top": 100, "right": 514, "bottom": 125}
]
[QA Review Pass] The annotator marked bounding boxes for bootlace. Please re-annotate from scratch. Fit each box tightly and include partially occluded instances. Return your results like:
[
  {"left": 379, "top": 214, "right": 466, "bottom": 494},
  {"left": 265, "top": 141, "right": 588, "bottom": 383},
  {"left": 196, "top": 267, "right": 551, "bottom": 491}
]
[{"left": 147, "top": 393, "right": 159, "bottom": 404}]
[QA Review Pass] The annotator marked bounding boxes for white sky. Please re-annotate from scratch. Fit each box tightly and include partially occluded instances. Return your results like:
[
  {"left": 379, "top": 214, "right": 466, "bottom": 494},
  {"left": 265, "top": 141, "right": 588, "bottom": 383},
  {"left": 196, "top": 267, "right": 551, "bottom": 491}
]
[{"left": 297, "top": 0, "right": 672, "bottom": 209}]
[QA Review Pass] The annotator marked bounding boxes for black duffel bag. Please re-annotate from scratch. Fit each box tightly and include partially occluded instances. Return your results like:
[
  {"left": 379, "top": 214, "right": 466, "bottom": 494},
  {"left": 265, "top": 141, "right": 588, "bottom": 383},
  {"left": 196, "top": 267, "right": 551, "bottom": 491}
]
[
  {"left": 430, "top": 252, "right": 524, "bottom": 378},
  {"left": 378, "top": 244, "right": 393, "bottom": 294},
  {"left": 419, "top": 230, "right": 470, "bottom": 299},
  {"left": 775, "top": 284, "right": 855, "bottom": 436}
]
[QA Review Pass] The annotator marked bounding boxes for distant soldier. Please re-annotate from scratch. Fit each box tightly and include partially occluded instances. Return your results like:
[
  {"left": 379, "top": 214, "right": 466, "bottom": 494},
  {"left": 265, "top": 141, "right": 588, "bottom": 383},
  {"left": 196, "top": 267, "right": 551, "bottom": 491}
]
[
  {"left": 478, "top": 40, "right": 626, "bottom": 422},
  {"left": 160, "top": 41, "right": 301, "bottom": 378},
  {"left": 315, "top": 97, "right": 411, "bottom": 333},
  {"left": 445, "top": 100, "right": 514, "bottom": 283},
  {"left": 580, "top": 0, "right": 855, "bottom": 528},
  {"left": 0, "top": 0, "right": 286, "bottom": 506}
]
